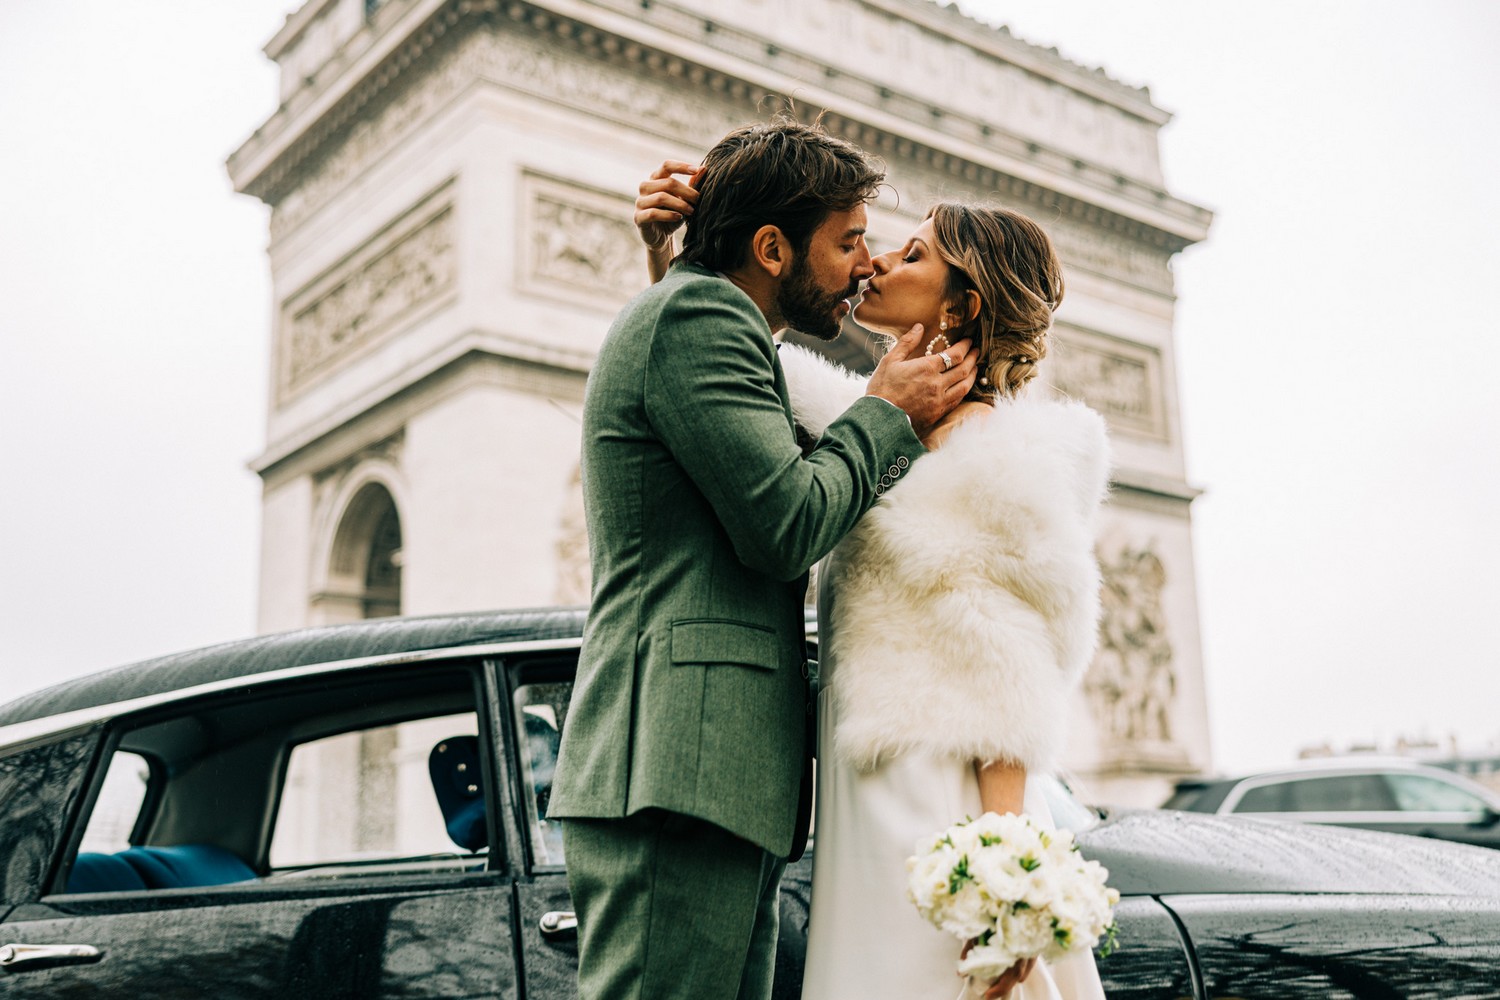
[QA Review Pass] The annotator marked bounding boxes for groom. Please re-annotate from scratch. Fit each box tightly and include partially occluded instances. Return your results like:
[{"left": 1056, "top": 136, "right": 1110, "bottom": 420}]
[{"left": 549, "top": 118, "right": 978, "bottom": 1000}]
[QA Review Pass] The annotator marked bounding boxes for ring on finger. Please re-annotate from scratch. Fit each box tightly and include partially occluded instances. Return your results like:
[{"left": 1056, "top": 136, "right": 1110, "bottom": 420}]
[{"left": 938, "top": 351, "right": 954, "bottom": 371}]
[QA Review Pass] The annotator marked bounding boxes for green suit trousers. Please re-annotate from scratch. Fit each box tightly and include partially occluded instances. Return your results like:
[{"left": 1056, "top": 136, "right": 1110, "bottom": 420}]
[{"left": 563, "top": 811, "right": 787, "bottom": 1000}]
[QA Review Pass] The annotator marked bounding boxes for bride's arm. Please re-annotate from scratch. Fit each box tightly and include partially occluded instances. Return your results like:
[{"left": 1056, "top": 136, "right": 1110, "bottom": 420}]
[
  {"left": 635, "top": 159, "right": 701, "bottom": 284},
  {"left": 972, "top": 759, "right": 1033, "bottom": 999}
]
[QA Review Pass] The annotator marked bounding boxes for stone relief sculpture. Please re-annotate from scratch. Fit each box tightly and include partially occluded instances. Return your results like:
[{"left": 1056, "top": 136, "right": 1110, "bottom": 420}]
[
  {"left": 285, "top": 208, "right": 455, "bottom": 393},
  {"left": 1047, "top": 333, "right": 1164, "bottom": 439},
  {"left": 1087, "top": 541, "right": 1176, "bottom": 745},
  {"left": 530, "top": 195, "right": 643, "bottom": 305}
]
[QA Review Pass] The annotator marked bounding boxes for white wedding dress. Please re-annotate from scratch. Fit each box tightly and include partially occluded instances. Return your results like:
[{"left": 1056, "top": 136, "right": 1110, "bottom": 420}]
[
  {"left": 778, "top": 345, "right": 1111, "bottom": 1000},
  {"left": 799, "top": 567, "right": 1109, "bottom": 1000}
]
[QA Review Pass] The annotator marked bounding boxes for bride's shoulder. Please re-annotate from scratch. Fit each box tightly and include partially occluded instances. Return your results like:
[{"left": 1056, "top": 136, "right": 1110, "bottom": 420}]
[
  {"left": 944, "top": 393, "right": 1106, "bottom": 446},
  {"left": 927, "top": 394, "right": 1110, "bottom": 497}
]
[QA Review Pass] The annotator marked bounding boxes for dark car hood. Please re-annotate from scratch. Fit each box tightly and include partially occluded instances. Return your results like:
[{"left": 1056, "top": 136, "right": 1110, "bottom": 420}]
[{"left": 1078, "top": 809, "right": 1500, "bottom": 896}]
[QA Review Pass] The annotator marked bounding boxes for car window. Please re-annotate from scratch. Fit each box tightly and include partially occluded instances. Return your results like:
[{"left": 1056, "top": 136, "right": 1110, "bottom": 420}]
[
  {"left": 0, "top": 731, "right": 99, "bottom": 903},
  {"left": 271, "top": 711, "right": 481, "bottom": 869},
  {"left": 1232, "top": 780, "right": 1289, "bottom": 812},
  {"left": 1236, "top": 773, "right": 1395, "bottom": 813},
  {"left": 1037, "top": 775, "right": 1099, "bottom": 833},
  {"left": 514, "top": 682, "right": 570, "bottom": 868},
  {"left": 1386, "top": 773, "right": 1490, "bottom": 813},
  {"left": 1161, "top": 785, "right": 1204, "bottom": 810},
  {"left": 77, "top": 751, "right": 152, "bottom": 854}
]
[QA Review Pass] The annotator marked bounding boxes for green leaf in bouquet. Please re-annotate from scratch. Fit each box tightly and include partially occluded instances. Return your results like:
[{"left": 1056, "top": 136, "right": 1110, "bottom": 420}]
[
  {"left": 1052, "top": 920, "right": 1071, "bottom": 950},
  {"left": 1097, "top": 921, "right": 1120, "bottom": 959},
  {"left": 1018, "top": 855, "right": 1041, "bottom": 872},
  {"left": 948, "top": 855, "right": 974, "bottom": 894}
]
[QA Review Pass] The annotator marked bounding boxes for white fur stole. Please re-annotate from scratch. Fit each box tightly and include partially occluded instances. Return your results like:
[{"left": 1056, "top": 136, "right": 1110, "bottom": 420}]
[{"left": 778, "top": 343, "right": 1111, "bottom": 772}]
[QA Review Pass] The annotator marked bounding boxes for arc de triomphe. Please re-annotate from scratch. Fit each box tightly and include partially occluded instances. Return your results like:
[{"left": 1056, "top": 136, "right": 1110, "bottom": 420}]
[{"left": 228, "top": 0, "right": 1214, "bottom": 806}]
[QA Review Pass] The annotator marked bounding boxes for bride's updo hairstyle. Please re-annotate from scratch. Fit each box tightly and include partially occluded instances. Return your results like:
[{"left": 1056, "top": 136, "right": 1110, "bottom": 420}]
[{"left": 927, "top": 203, "right": 1064, "bottom": 400}]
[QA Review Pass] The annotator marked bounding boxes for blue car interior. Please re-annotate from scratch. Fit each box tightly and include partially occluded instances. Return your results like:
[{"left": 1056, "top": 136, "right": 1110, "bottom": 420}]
[
  {"left": 429, "top": 734, "right": 486, "bottom": 851},
  {"left": 67, "top": 844, "right": 255, "bottom": 893}
]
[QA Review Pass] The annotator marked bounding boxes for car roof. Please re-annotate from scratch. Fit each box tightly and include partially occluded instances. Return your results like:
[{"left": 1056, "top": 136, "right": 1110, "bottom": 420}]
[
  {"left": 1181, "top": 756, "right": 1465, "bottom": 787},
  {"left": 0, "top": 607, "right": 588, "bottom": 731},
  {"left": 1230, "top": 757, "right": 1468, "bottom": 782}
]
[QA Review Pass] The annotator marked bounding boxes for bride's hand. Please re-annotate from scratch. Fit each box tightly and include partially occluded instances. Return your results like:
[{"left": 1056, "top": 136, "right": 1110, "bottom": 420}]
[
  {"left": 960, "top": 939, "right": 1035, "bottom": 999},
  {"left": 635, "top": 159, "right": 701, "bottom": 252}
]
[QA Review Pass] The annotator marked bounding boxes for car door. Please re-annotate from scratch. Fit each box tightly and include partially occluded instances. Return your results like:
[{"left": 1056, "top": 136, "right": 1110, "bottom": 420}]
[
  {"left": 497, "top": 653, "right": 578, "bottom": 998},
  {"left": 0, "top": 660, "right": 520, "bottom": 999},
  {"left": 1166, "top": 893, "right": 1500, "bottom": 998},
  {"left": 1092, "top": 896, "right": 1199, "bottom": 999},
  {"left": 501, "top": 653, "right": 821, "bottom": 1000},
  {"left": 1379, "top": 771, "right": 1500, "bottom": 849}
]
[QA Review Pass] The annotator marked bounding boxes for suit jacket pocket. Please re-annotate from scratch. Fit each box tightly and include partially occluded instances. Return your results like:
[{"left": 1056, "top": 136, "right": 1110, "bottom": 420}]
[{"left": 670, "top": 619, "right": 778, "bottom": 670}]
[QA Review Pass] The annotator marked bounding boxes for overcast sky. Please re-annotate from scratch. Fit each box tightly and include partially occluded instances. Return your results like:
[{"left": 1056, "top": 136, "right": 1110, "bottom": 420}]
[{"left": 3, "top": 1, "right": 1498, "bottom": 777}]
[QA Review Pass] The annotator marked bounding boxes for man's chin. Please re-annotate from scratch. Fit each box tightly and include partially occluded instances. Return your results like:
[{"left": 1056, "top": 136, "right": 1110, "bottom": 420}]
[
  {"left": 802, "top": 319, "right": 844, "bottom": 342},
  {"left": 805, "top": 300, "right": 851, "bottom": 341}
]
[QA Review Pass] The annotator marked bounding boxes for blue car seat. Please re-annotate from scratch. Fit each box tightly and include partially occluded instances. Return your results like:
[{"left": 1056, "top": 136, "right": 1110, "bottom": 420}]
[
  {"left": 67, "top": 852, "right": 148, "bottom": 893},
  {"left": 68, "top": 844, "right": 255, "bottom": 893},
  {"left": 429, "top": 735, "right": 486, "bottom": 851}
]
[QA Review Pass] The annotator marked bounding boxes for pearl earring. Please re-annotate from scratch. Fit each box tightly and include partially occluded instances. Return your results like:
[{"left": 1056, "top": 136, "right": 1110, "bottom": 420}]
[
  {"left": 924, "top": 333, "right": 951, "bottom": 356},
  {"left": 939, "top": 320, "right": 948, "bottom": 331}
]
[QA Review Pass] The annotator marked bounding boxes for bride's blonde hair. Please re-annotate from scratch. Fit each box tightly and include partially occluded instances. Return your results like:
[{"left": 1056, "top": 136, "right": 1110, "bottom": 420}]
[{"left": 927, "top": 204, "right": 1064, "bottom": 400}]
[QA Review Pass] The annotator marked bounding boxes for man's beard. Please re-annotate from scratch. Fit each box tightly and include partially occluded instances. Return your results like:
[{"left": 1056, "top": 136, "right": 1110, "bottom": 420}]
[{"left": 778, "top": 258, "right": 858, "bottom": 342}]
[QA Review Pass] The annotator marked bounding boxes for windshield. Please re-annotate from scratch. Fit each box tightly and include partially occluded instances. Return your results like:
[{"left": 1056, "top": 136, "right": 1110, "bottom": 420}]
[{"left": 1038, "top": 774, "right": 1101, "bottom": 834}]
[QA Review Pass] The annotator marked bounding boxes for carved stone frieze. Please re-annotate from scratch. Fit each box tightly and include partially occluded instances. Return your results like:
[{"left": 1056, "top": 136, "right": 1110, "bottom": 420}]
[
  {"left": 280, "top": 195, "right": 456, "bottom": 398},
  {"left": 1086, "top": 540, "right": 1179, "bottom": 750},
  {"left": 1048, "top": 221, "right": 1175, "bottom": 295},
  {"left": 468, "top": 32, "right": 742, "bottom": 152},
  {"left": 589, "top": 0, "right": 1166, "bottom": 185},
  {"left": 522, "top": 173, "right": 649, "bottom": 309},
  {"left": 271, "top": 33, "right": 475, "bottom": 241},
  {"left": 1046, "top": 326, "right": 1167, "bottom": 440},
  {"left": 879, "top": 166, "right": 1175, "bottom": 294},
  {"left": 272, "top": 29, "right": 744, "bottom": 242}
]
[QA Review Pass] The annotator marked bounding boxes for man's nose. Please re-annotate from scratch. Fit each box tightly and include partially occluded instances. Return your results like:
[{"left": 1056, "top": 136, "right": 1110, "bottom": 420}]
[{"left": 852, "top": 248, "right": 875, "bottom": 280}]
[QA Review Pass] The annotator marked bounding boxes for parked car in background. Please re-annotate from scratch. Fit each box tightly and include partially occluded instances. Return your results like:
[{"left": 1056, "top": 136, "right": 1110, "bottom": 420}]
[
  {"left": 1164, "top": 758, "right": 1500, "bottom": 850},
  {"left": 4, "top": 609, "right": 1500, "bottom": 998}
]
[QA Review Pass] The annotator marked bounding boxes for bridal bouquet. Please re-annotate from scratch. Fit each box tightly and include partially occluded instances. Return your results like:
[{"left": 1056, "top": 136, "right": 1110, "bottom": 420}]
[{"left": 906, "top": 812, "right": 1119, "bottom": 985}]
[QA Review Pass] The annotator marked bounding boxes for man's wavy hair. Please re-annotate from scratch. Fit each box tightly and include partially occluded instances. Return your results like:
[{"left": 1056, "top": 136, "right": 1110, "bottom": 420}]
[{"left": 679, "top": 116, "right": 885, "bottom": 273}]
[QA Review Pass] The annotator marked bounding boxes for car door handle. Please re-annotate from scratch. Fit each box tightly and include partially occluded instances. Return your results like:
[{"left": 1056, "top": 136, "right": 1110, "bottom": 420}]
[
  {"left": 539, "top": 910, "right": 578, "bottom": 939},
  {"left": 0, "top": 942, "right": 102, "bottom": 972}
]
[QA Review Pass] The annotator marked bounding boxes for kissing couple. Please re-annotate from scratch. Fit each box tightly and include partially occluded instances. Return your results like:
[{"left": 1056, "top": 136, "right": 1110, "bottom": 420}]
[{"left": 550, "top": 117, "right": 1111, "bottom": 1000}]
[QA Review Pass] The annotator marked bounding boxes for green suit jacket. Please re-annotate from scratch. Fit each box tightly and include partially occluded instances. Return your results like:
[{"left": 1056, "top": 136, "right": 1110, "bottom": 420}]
[{"left": 549, "top": 262, "right": 925, "bottom": 858}]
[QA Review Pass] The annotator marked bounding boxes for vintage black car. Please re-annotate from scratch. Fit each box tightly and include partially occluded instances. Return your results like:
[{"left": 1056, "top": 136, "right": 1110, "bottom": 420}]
[{"left": 3, "top": 608, "right": 1500, "bottom": 999}]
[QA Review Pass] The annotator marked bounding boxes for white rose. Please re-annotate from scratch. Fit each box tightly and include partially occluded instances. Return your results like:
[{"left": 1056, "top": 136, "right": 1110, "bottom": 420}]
[{"left": 938, "top": 883, "right": 993, "bottom": 940}]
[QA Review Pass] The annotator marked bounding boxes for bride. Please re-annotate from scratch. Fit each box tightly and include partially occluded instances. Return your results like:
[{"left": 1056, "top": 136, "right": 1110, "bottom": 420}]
[{"left": 635, "top": 163, "right": 1111, "bottom": 1000}]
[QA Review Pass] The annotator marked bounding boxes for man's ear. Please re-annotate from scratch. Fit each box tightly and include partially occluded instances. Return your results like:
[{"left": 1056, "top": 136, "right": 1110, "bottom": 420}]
[{"left": 749, "top": 225, "right": 791, "bottom": 279}]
